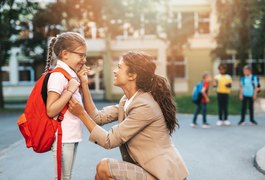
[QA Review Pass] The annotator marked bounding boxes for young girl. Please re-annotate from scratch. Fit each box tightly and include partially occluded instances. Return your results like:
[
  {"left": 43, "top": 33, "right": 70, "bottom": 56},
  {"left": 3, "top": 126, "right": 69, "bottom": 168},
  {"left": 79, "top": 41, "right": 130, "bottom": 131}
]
[{"left": 45, "top": 32, "right": 87, "bottom": 180}]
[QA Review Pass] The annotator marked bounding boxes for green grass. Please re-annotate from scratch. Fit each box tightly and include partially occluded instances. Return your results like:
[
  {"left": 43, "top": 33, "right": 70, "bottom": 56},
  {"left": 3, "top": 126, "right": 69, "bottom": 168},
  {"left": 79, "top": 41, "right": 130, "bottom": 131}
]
[
  {"left": 0, "top": 108, "right": 23, "bottom": 113},
  {"left": 0, "top": 93, "right": 259, "bottom": 115},
  {"left": 175, "top": 94, "right": 242, "bottom": 115},
  {"left": 4, "top": 96, "right": 28, "bottom": 104}
]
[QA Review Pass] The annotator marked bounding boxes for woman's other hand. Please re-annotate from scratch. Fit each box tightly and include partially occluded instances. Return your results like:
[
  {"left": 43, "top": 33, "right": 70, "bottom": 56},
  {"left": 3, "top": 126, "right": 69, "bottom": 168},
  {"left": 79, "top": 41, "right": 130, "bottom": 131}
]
[
  {"left": 69, "top": 97, "right": 85, "bottom": 117},
  {"left": 69, "top": 98, "right": 96, "bottom": 132}
]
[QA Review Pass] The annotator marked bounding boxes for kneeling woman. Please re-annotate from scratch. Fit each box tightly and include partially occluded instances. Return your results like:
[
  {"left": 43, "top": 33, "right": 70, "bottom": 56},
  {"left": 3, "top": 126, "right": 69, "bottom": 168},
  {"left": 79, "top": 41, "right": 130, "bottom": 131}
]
[{"left": 69, "top": 51, "right": 189, "bottom": 180}]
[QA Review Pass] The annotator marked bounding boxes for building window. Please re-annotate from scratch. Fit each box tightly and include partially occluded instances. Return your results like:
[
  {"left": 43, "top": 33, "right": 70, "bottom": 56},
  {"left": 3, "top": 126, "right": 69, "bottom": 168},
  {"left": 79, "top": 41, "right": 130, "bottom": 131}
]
[
  {"left": 219, "top": 59, "right": 265, "bottom": 77},
  {"left": 18, "top": 62, "right": 34, "bottom": 84},
  {"left": 2, "top": 62, "right": 34, "bottom": 85},
  {"left": 86, "top": 57, "right": 104, "bottom": 92},
  {"left": 18, "top": 67, "right": 33, "bottom": 82},
  {"left": 1, "top": 67, "right": 10, "bottom": 82},
  {"left": 167, "top": 55, "right": 186, "bottom": 79},
  {"left": 251, "top": 60, "right": 265, "bottom": 76},
  {"left": 195, "top": 12, "right": 210, "bottom": 34}
]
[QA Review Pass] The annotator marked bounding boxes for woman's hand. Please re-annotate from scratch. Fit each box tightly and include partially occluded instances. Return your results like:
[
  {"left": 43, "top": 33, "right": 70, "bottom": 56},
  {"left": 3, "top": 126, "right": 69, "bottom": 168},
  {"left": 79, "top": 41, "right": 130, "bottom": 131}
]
[
  {"left": 69, "top": 97, "right": 85, "bottom": 117},
  {"left": 77, "top": 65, "right": 91, "bottom": 85},
  {"left": 69, "top": 98, "right": 97, "bottom": 132}
]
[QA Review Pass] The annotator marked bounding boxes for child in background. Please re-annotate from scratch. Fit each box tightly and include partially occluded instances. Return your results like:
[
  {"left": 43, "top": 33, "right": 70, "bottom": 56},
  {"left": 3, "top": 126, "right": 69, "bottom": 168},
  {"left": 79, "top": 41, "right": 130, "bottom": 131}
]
[
  {"left": 238, "top": 65, "right": 259, "bottom": 125},
  {"left": 45, "top": 32, "right": 87, "bottom": 179},
  {"left": 191, "top": 72, "right": 212, "bottom": 128},
  {"left": 213, "top": 64, "right": 232, "bottom": 126}
]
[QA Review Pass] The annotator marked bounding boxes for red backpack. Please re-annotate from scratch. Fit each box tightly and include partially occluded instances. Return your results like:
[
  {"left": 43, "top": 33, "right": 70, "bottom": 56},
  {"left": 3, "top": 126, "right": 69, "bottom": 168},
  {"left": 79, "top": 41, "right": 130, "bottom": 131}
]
[{"left": 17, "top": 67, "right": 71, "bottom": 180}]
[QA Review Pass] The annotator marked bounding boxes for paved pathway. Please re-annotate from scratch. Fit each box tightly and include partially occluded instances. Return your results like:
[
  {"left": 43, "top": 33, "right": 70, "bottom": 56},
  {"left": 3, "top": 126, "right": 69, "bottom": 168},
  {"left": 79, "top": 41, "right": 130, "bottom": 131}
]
[{"left": 0, "top": 101, "right": 265, "bottom": 180}]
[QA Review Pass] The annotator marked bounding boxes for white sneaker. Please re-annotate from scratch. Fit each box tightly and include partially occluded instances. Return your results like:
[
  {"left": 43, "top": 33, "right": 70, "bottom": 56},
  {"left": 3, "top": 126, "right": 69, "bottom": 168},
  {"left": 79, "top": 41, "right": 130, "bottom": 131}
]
[
  {"left": 190, "top": 123, "right": 198, "bottom": 128},
  {"left": 223, "top": 120, "right": 231, "bottom": 126},
  {"left": 202, "top": 123, "right": 211, "bottom": 129},
  {"left": 216, "top": 120, "right": 224, "bottom": 126}
]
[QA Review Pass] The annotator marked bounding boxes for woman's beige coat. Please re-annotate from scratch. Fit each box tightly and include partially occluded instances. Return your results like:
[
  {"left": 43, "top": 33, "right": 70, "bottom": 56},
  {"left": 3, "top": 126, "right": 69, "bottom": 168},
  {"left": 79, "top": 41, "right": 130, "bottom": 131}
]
[{"left": 89, "top": 91, "right": 189, "bottom": 180}]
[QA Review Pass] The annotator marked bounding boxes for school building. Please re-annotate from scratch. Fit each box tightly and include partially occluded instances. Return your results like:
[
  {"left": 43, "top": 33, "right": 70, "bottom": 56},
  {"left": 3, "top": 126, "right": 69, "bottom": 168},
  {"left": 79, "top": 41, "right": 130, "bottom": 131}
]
[{"left": 3, "top": 0, "right": 265, "bottom": 101}]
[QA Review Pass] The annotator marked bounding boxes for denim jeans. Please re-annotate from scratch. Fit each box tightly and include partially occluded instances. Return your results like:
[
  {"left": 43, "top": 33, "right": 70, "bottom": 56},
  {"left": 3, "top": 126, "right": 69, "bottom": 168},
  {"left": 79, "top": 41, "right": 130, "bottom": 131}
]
[
  {"left": 52, "top": 141, "right": 79, "bottom": 180},
  {"left": 193, "top": 103, "right": 207, "bottom": 124}
]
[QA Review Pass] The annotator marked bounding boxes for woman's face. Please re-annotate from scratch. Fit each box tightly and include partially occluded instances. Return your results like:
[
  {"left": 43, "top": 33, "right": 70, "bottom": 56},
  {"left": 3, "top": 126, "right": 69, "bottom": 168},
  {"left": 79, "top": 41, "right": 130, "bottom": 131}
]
[{"left": 113, "top": 58, "right": 131, "bottom": 87}]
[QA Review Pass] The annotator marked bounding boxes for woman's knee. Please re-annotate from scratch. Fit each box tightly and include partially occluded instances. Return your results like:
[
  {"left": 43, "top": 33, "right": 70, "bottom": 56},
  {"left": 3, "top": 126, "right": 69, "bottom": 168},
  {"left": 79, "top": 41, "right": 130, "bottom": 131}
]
[{"left": 96, "top": 158, "right": 111, "bottom": 179}]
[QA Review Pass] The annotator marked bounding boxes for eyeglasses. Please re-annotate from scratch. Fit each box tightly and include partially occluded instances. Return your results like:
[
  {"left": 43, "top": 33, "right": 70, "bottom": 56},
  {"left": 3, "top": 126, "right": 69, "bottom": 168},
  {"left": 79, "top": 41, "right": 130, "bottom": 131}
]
[{"left": 68, "top": 51, "right": 86, "bottom": 59}]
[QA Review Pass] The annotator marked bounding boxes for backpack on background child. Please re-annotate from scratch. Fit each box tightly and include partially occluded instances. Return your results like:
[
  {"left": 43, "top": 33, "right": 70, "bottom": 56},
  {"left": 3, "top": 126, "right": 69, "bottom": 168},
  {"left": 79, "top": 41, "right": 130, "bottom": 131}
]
[
  {"left": 17, "top": 67, "right": 71, "bottom": 180},
  {"left": 242, "top": 74, "right": 261, "bottom": 93},
  {"left": 192, "top": 81, "right": 204, "bottom": 104}
]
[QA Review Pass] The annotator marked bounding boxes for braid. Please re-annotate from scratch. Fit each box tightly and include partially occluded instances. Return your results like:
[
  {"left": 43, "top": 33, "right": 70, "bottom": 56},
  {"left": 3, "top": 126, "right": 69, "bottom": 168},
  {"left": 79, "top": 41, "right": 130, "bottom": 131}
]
[{"left": 45, "top": 37, "right": 57, "bottom": 72}]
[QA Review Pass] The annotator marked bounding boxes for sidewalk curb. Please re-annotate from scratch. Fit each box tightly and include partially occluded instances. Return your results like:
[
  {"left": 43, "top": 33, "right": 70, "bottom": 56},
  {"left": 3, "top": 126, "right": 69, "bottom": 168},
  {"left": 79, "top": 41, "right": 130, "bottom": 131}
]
[{"left": 254, "top": 146, "right": 265, "bottom": 175}]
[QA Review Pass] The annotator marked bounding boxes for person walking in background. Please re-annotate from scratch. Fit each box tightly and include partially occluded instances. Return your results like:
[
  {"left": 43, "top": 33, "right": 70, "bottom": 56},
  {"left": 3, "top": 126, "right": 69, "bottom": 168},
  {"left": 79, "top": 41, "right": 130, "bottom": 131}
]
[
  {"left": 238, "top": 65, "right": 259, "bottom": 125},
  {"left": 191, "top": 72, "right": 212, "bottom": 128},
  {"left": 45, "top": 32, "right": 87, "bottom": 179},
  {"left": 213, "top": 64, "right": 232, "bottom": 126}
]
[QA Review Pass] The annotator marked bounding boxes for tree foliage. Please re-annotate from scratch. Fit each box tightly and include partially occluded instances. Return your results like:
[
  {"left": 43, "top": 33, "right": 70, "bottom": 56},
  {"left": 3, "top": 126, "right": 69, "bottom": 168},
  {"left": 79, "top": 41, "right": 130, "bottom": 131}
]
[
  {"left": 213, "top": 0, "right": 265, "bottom": 61},
  {"left": 1, "top": 0, "right": 195, "bottom": 107},
  {"left": 0, "top": 0, "right": 40, "bottom": 108}
]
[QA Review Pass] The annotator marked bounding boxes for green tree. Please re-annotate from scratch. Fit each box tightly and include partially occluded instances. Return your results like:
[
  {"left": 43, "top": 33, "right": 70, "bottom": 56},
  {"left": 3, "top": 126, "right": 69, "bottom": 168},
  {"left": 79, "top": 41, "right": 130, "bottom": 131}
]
[
  {"left": 213, "top": 0, "right": 265, "bottom": 73},
  {"left": 3, "top": 0, "right": 195, "bottom": 104},
  {"left": 0, "top": 0, "right": 40, "bottom": 109},
  {"left": 249, "top": 0, "right": 265, "bottom": 60}
]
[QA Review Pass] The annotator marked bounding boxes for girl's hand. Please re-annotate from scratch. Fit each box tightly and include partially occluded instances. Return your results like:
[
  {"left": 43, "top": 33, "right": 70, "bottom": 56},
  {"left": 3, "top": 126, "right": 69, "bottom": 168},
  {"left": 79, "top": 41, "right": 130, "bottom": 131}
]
[
  {"left": 67, "top": 79, "right": 80, "bottom": 94},
  {"left": 69, "top": 97, "right": 85, "bottom": 117}
]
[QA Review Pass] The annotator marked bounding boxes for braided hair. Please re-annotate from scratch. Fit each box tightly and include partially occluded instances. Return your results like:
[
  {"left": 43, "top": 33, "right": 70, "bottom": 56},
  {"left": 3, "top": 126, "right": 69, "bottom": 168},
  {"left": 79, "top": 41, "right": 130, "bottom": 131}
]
[
  {"left": 122, "top": 51, "right": 179, "bottom": 135},
  {"left": 45, "top": 37, "right": 57, "bottom": 72}
]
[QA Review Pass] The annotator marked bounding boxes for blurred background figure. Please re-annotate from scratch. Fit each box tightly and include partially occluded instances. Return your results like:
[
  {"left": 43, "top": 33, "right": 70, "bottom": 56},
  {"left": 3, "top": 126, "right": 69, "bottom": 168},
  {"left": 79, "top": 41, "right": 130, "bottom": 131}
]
[
  {"left": 191, "top": 72, "right": 212, "bottom": 129},
  {"left": 213, "top": 64, "right": 232, "bottom": 126},
  {"left": 238, "top": 65, "right": 259, "bottom": 126}
]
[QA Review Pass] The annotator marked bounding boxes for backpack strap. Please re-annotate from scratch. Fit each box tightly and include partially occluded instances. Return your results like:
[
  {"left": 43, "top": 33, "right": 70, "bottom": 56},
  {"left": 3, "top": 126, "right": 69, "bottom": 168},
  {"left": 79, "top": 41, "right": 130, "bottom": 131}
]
[
  {"left": 48, "top": 67, "right": 72, "bottom": 180},
  {"left": 56, "top": 104, "right": 68, "bottom": 180},
  {"left": 51, "top": 67, "right": 72, "bottom": 81},
  {"left": 56, "top": 121, "right": 63, "bottom": 180}
]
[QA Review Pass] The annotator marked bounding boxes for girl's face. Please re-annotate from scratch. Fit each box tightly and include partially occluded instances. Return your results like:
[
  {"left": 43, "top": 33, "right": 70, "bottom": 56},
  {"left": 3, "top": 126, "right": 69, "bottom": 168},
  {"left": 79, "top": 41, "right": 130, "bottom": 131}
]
[
  {"left": 113, "top": 58, "right": 132, "bottom": 87},
  {"left": 62, "top": 46, "right": 87, "bottom": 72}
]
